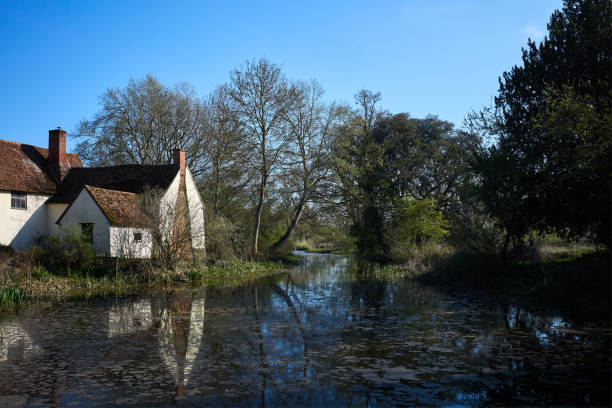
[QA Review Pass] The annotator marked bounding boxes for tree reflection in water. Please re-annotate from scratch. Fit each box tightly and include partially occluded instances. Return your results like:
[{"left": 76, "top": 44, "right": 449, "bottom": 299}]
[{"left": 0, "top": 252, "right": 609, "bottom": 407}]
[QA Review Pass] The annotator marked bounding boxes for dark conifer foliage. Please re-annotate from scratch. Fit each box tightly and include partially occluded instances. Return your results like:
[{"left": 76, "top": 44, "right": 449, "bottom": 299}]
[{"left": 473, "top": 0, "right": 611, "bottom": 249}]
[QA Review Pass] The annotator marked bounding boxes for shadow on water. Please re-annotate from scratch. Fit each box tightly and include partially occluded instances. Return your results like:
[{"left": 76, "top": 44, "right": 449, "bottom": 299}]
[{"left": 0, "top": 251, "right": 610, "bottom": 407}]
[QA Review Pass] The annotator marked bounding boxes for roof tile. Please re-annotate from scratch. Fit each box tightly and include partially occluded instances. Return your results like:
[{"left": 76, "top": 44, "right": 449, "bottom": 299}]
[
  {"left": 49, "top": 165, "right": 178, "bottom": 203},
  {"left": 0, "top": 139, "right": 82, "bottom": 194},
  {"left": 84, "top": 185, "right": 149, "bottom": 228}
]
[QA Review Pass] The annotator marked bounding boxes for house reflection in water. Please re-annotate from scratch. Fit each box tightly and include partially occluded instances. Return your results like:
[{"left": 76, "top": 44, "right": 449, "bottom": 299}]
[
  {"left": 158, "top": 294, "right": 205, "bottom": 396},
  {"left": 108, "top": 299, "right": 153, "bottom": 338},
  {"left": 0, "top": 320, "right": 42, "bottom": 362},
  {"left": 107, "top": 293, "right": 206, "bottom": 397}
]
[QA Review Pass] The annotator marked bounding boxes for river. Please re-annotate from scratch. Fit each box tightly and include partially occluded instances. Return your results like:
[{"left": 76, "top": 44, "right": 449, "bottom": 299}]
[{"left": 0, "top": 251, "right": 610, "bottom": 407}]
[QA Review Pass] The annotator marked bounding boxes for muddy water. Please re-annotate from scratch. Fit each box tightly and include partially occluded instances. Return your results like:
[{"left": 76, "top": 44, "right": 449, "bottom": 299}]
[{"left": 0, "top": 252, "right": 610, "bottom": 407}]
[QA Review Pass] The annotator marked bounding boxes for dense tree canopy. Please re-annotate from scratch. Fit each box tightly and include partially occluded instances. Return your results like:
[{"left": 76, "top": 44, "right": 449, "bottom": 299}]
[
  {"left": 333, "top": 93, "right": 479, "bottom": 261},
  {"left": 472, "top": 0, "right": 611, "bottom": 249}
]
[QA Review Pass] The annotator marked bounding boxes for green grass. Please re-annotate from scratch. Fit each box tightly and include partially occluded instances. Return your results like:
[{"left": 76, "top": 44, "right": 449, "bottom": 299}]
[
  {"left": 354, "top": 263, "right": 423, "bottom": 282},
  {"left": 2, "top": 257, "right": 286, "bottom": 304},
  {"left": 297, "top": 247, "right": 346, "bottom": 255},
  {"left": 188, "top": 260, "right": 286, "bottom": 288},
  {"left": 0, "top": 287, "right": 28, "bottom": 309}
]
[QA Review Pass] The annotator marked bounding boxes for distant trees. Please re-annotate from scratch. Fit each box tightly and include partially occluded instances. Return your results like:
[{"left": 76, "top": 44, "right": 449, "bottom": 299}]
[
  {"left": 333, "top": 90, "right": 392, "bottom": 261},
  {"left": 470, "top": 0, "right": 611, "bottom": 251},
  {"left": 332, "top": 90, "right": 480, "bottom": 261},
  {"left": 270, "top": 80, "right": 340, "bottom": 251}
]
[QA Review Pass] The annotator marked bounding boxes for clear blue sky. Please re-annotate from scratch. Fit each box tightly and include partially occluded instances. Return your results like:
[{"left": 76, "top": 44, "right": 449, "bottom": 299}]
[{"left": 0, "top": 0, "right": 562, "bottom": 150}]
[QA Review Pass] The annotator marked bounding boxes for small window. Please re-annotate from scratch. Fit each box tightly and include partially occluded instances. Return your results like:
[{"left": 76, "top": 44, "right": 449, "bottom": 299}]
[
  {"left": 133, "top": 232, "right": 142, "bottom": 242},
  {"left": 10, "top": 192, "right": 27, "bottom": 209},
  {"left": 80, "top": 223, "right": 94, "bottom": 244}
]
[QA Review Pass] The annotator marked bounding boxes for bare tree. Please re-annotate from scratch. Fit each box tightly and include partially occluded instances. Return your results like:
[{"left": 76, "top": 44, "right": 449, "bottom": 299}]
[
  {"left": 139, "top": 187, "right": 204, "bottom": 270},
  {"left": 226, "top": 58, "right": 295, "bottom": 258},
  {"left": 271, "top": 80, "right": 340, "bottom": 251},
  {"left": 75, "top": 75, "right": 210, "bottom": 178},
  {"left": 202, "top": 85, "right": 251, "bottom": 215}
]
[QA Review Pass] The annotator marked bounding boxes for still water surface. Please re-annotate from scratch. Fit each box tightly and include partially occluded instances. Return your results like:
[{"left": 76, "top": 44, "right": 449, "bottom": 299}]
[{"left": 1, "top": 252, "right": 610, "bottom": 407}]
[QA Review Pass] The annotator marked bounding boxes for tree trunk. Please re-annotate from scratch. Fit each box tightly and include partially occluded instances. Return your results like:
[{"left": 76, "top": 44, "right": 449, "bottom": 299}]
[
  {"left": 271, "top": 194, "right": 307, "bottom": 252},
  {"left": 251, "top": 173, "right": 267, "bottom": 259},
  {"left": 213, "top": 166, "right": 220, "bottom": 215}
]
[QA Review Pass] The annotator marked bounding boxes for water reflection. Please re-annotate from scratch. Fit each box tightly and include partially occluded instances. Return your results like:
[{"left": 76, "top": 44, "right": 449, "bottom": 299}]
[
  {"left": 158, "top": 294, "right": 205, "bottom": 396},
  {"left": 108, "top": 299, "right": 152, "bottom": 337},
  {"left": 0, "top": 252, "right": 609, "bottom": 407}
]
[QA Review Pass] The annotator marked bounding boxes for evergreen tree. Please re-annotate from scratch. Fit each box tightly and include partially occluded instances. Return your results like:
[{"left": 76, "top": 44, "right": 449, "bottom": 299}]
[{"left": 475, "top": 0, "right": 611, "bottom": 250}]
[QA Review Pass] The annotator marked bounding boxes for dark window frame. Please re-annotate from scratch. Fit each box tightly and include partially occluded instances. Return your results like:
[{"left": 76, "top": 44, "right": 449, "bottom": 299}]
[
  {"left": 80, "top": 223, "right": 94, "bottom": 244},
  {"left": 10, "top": 192, "right": 27, "bottom": 210},
  {"left": 133, "top": 232, "right": 142, "bottom": 242}
]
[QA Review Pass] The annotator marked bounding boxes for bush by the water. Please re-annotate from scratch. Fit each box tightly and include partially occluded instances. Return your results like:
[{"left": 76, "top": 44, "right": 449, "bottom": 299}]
[{"left": 31, "top": 230, "right": 96, "bottom": 274}]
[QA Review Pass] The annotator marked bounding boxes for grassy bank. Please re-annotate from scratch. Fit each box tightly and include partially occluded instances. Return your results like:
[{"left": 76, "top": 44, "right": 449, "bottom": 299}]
[
  {"left": 0, "top": 257, "right": 286, "bottom": 311},
  {"left": 294, "top": 245, "right": 346, "bottom": 255},
  {"left": 425, "top": 250, "right": 610, "bottom": 319},
  {"left": 366, "top": 243, "right": 610, "bottom": 320}
]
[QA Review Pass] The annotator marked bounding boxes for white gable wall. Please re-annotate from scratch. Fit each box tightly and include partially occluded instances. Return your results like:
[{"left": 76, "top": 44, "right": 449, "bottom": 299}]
[
  {"left": 57, "top": 189, "right": 110, "bottom": 255},
  {"left": 110, "top": 227, "right": 152, "bottom": 259},
  {"left": 0, "top": 191, "right": 50, "bottom": 250},
  {"left": 159, "top": 171, "right": 181, "bottom": 240},
  {"left": 47, "top": 203, "right": 68, "bottom": 236},
  {"left": 185, "top": 167, "right": 205, "bottom": 249}
]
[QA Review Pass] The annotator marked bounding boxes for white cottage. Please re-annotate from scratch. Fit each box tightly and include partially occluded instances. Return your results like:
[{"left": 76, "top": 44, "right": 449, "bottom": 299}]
[{"left": 0, "top": 128, "right": 205, "bottom": 258}]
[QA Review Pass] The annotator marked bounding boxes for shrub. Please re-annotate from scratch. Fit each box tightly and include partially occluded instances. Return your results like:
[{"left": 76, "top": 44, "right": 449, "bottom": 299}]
[
  {"left": 391, "top": 197, "right": 449, "bottom": 260},
  {"left": 32, "top": 229, "right": 96, "bottom": 275},
  {"left": 205, "top": 213, "right": 250, "bottom": 261},
  {"left": 31, "top": 265, "right": 51, "bottom": 281}
]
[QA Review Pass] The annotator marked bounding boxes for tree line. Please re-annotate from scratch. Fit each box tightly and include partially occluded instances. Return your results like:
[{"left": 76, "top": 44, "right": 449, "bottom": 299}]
[{"left": 75, "top": 0, "right": 610, "bottom": 262}]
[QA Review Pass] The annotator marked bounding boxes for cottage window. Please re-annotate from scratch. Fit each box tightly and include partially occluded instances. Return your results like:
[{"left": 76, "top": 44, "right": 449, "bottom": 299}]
[
  {"left": 80, "top": 223, "right": 94, "bottom": 244},
  {"left": 10, "top": 192, "right": 27, "bottom": 209},
  {"left": 133, "top": 232, "right": 142, "bottom": 242}
]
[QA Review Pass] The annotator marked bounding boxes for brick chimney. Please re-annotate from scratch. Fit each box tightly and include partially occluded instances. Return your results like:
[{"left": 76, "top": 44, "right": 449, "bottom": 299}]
[
  {"left": 171, "top": 148, "right": 192, "bottom": 257},
  {"left": 48, "top": 127, "right": 68, "bottom": 182},
  {"left": 173, "top": 149, "right": 186, "bottom": 176}
]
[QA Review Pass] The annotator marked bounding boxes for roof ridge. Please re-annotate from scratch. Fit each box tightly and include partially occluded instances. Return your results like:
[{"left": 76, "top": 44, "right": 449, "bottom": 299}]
[
  {"left": 84, "top": 184, "right": 140, "bottom": 196},
  {"left": 0, "top": 138, "right": 80, "bottom": 156},
  {"left": 0, "top": 138, "right": 40, "bottom": 148},
  {"left": 78, "top": 163, "right": 176, "bottom": 170}
]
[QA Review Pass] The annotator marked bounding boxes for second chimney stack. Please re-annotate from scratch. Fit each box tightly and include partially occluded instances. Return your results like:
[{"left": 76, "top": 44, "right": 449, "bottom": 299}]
[
  {"left": 49, "top": 127, "right": 67, "bottom": 182},
  {"left": 173, "top": 149, "right": 186, "bottom": 176}
]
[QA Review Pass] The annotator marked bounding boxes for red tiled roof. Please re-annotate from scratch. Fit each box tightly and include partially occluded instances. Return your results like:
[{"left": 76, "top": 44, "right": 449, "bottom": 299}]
[
  {"left": 48, "top": 165, "right": 179, "bottom": 203},
  {"left": 0, "top": 139, "right": 82, "bottom": 194},
  {"left": 83, "top": 185, "right": 149, "bottom": 228}
]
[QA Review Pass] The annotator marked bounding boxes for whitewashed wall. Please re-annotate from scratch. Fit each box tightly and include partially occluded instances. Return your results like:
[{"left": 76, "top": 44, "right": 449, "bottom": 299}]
[
  {"left": 159, "top": 171, "right": 181, "bottom": 241},
  {"left": 47, "top": 203, "right": 68, "bottom": 236},
  {"left": 110, "top": 227, "right": 152, "bottom": 259},
  {"left": 57, "top": 189, "right": 110, "bottom": 255},
  {"left": 185, "top": 167, "right": 205, "bottom": 249},
  {"left": 0, "top": 191, "right": 50, "bottom": 250}
]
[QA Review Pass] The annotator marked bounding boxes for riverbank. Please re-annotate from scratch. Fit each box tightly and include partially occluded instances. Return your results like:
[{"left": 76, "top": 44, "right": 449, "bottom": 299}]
[
  {"left": 366, "top": 247, "right": 610, "bottom": 321},
  {"left": 0, "top": 258, "right": 287, "bottom": 310},
  {"left": 294, "top": 245, "right": 345, "bottom": 255}
]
